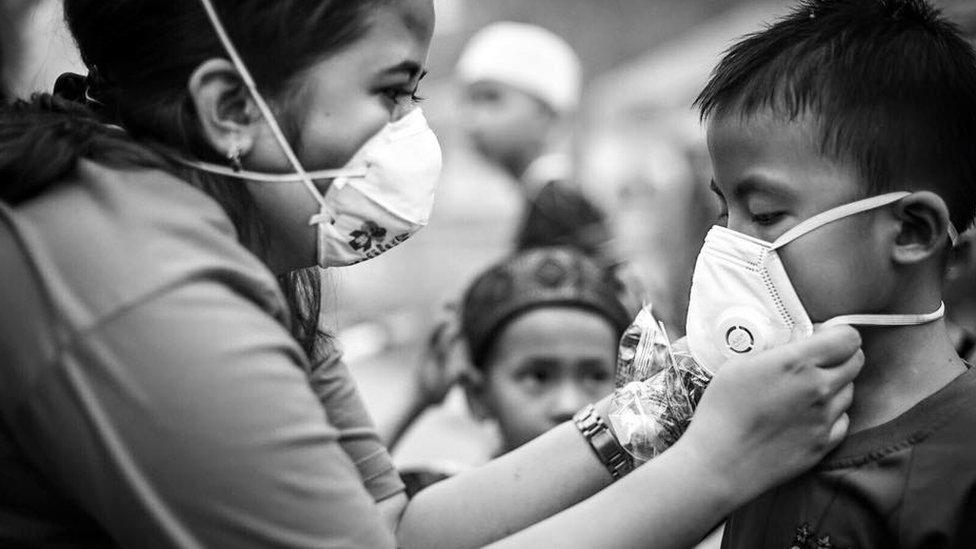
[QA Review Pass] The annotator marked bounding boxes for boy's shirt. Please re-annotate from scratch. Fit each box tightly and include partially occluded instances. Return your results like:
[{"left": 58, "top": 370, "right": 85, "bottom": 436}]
[{"left": 722, "top": 365, "right": 976, "bottom": 549}]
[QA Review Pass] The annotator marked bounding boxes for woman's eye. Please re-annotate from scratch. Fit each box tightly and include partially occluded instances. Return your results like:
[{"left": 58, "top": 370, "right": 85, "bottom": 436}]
[
  {"left": 751, "top": 211, "right": 786, "bottom": 226},
  {"left": 383, "top": 87, "right": 425, "bottom": 106}
]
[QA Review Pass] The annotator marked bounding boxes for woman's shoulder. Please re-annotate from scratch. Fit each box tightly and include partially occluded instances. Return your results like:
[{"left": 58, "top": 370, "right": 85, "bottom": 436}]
[{"left": 6, "top": 159, "right": 285, "bottom": 332}]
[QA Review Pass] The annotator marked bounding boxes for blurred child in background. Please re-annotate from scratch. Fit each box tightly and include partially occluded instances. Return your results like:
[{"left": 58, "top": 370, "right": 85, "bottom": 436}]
[
  {"left": 388, "top": 247, "right": 632, "bottom": 495},
  {"left": 458, "top": 247, "right": 632, "bottom": 452}
]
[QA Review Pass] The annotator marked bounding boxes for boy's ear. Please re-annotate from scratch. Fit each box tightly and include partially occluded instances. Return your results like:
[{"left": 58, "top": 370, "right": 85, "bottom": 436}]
[
  {"left": 460, "top": 368, "right": 492, "bottom": 422},
  {"left": 890, "top": 191, "right": 954, "bottom": 266},
  {"left": 187, "top": 58, "right": 262, "bottom": 161}
]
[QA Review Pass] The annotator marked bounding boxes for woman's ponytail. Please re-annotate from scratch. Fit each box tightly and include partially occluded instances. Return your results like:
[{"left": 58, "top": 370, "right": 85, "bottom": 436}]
[{"left": 0, "top": 79, "right": 162, "bottom": 205}]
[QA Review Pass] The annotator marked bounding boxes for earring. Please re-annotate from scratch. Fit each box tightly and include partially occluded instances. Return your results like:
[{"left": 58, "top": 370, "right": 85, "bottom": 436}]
[{"left": 227, "top": 140, "right": 244, "bottom": 172}]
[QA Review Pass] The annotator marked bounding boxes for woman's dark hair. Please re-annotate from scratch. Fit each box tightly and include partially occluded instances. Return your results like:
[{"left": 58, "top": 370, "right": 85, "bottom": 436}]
[
  {"left": 278, "top": 268, "right": 326, "bottom": 359},
  {"left": 0, "top": 0, "right": 392, "bottom": 350}
]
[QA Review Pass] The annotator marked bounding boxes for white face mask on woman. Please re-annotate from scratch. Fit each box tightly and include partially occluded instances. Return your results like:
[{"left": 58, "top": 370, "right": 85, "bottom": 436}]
[
  {"left": 685, "top": 191, "right": 958, "bottom": 374},
  {"left": 183, "top": 0, "right": 443, "bottom": 268}
]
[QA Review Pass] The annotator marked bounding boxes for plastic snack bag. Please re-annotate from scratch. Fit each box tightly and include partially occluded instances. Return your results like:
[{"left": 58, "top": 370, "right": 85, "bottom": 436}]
[
  {"left": 608, "top": 305, "right": 714, "bottom": 462},
  {"left": 613, "top": 305, "right": 672, "bottom": 389}
]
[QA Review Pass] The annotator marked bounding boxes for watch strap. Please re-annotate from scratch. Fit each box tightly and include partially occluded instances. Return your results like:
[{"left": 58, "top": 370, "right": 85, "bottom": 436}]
[{"left": 573, "top": 404, "right": 634, "bottom": 480}]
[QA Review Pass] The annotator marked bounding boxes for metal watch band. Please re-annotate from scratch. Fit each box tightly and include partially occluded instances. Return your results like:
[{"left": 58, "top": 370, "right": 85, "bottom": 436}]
[{"left": 573, "top": 404, "right": 634, "bottom": 480}]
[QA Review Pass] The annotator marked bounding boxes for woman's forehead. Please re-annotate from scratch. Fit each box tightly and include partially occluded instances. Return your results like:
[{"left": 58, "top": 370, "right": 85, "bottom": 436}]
[
  {"left": 350, "top": 1, "right": 434, "bottom": 72},
  {"left": 367, "top": 0, "right": 435, "bottom": 50}
]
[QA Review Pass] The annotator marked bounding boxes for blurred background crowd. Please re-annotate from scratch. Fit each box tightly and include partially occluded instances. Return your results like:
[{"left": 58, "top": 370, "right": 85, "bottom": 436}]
[{"left": 3, "top": 0, "right": 974, "bottom": 479}]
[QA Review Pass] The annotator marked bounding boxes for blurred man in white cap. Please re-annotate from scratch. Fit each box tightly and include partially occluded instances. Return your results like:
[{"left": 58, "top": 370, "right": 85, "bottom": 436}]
[{"left": 456, "top": 22, "right": 614, "bottom": 264}]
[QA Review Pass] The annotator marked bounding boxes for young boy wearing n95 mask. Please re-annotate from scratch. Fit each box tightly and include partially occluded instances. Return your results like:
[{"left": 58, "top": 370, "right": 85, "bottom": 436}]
[{"left": 689, "top": 0, "right": 976, "bottom": 547}]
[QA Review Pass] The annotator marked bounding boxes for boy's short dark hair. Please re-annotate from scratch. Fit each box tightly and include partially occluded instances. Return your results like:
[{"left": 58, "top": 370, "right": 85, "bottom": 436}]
[{"left": 696, "top": 0, "right": 976, "bottom": 233}]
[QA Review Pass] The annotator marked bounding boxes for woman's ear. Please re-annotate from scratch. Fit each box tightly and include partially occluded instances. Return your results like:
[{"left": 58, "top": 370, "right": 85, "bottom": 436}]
[
  {"left": 461, "top": 368, "right": 492, "bottom": 422},
  {"left": 187, "top": 58, "right": 260, "bottom": 160},
  {"left": 890, "top": 191, "right": 954, "bottom": 266}
]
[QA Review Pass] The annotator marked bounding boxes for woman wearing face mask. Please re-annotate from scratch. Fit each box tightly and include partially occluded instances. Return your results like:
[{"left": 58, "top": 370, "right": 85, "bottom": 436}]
[{"left": 0, "top": 1, "right": 863, "bottom": 548}]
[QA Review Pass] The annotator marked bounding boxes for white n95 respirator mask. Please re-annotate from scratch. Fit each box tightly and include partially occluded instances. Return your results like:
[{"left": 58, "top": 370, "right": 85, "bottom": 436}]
[
  {"left": 186, "top": 0, "right": 443, "bottom": 268},
  {"left": 685, "top": 192, "right": 958, "bottom": 374}
]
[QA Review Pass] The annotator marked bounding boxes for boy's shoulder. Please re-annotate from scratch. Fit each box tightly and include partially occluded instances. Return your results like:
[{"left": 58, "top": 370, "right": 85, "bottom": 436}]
[
  {"left": 822, "top": 364, "right": 976, "bottom": 466},
  {"left": 723, "top": 367, "right": 976, "bottom": 549},
  {"left": 900, "top": 363, "right": 976, "bottom": 447}
]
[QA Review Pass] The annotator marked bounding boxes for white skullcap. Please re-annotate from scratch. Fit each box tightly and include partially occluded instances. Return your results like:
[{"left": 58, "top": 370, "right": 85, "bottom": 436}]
[{"left": 456, "top": 22, "right": 583, "bottom": 113}]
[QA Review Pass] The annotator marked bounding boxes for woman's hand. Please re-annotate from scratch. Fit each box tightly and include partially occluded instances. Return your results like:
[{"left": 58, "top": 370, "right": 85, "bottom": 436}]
[
  {"left": 400, "top": 327, "right": 863, "bottom": 549},
  {"left": 677, "top": 325, "right": 863, "bottom": 508}
]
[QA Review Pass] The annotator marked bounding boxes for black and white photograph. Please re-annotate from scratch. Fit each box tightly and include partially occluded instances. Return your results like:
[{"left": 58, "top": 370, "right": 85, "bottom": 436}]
[{"left": 1, "top": 0, "right": 974, "bottom": 547}]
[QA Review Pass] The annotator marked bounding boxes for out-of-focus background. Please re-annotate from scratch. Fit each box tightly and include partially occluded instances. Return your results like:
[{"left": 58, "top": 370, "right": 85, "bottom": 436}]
[{"left": 4, "top": 0, "right": 974, "bottom": 477}]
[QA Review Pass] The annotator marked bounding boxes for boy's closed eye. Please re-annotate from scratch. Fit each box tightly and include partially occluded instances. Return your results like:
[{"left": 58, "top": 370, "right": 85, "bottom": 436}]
[
  {"left": 746, "top": 196, "right": 789, "bottom": 228},
  {"left": 710, "top": 178, "right": 794, "bottom": 234}
]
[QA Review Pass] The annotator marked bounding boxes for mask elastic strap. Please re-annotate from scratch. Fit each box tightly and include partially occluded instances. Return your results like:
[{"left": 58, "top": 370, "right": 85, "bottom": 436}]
[
  {"left": 197, "top": 0, "right": 328, "bottom": 221},
  {"left": 948, "top": 224, "right": 960, "bottom": 247},
  {"left": 172, "top": 157, "right": 368, "bottom": 183},
  {"left": 771, "top": 192, "right": 910, "bottom": 250},
  {"left": 771, "top": 191, "right": 960, "bottom": 250},
  {"left": 822, "top": 302, "right": 945, "bottom": 328}
]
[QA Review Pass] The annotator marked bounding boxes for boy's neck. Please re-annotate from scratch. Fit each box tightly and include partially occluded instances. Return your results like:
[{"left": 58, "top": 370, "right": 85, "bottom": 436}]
[{"left": 848, "top": 318, "right": 966, "bottom": 433}]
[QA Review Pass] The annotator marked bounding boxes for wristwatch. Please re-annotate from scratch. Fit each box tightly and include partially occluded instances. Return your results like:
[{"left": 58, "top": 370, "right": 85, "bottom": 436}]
[{"left": 573, "top": 404, "right": 634, "bottom": 480}]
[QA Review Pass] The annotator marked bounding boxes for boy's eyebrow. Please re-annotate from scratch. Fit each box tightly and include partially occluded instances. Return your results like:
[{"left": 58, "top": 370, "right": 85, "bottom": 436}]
[{"left": 729, "top": 174, "right": 795, "bottom": 201}]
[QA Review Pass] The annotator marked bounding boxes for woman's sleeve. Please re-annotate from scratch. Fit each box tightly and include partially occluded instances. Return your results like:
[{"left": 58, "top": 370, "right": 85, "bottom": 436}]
[
  {"left": 10, "top": 280, "right": 395, "bottom": 548},
  {"left": 307, "top": 336, "right": 406, "bottom": 502}
]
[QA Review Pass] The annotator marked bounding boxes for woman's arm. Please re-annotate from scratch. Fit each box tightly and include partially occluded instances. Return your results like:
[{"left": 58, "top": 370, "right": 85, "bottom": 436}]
[
  {"left": 398, "top": 326, "right": 863, "bottom": 549},
  {"left": 306, "top": 336, "right": 407, "bottom": 501},
  {"left": 10, "top": 280, "right": 396, "bottom": 548}
]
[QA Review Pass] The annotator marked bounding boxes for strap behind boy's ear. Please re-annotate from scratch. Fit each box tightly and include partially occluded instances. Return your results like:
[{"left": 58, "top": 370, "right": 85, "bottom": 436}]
[
  {"left": 822, "top": 302, "right": 946, "bottom": 329},
  {"left": 771, "top": 192, "right": 910, "bottom": 250}
]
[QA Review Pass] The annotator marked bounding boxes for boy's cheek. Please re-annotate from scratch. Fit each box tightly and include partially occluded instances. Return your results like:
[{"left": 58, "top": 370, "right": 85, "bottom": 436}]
[{"left": 782, "top": 239, "right": 890, "bottom": 321}]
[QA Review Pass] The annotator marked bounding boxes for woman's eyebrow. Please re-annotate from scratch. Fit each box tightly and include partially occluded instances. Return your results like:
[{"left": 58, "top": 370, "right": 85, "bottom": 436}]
[
  {"left": 381, "top": 60, "right": 427, "bottom": 80},
  {"left": 709, "top": 179, "right": 725, "bottom": 198}
]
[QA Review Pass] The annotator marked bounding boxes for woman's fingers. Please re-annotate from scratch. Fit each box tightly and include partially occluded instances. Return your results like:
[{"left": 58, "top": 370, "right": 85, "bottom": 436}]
[
  {"left": 820, "top": 346, "right": 865, "bottom": 395},
  {"left": 825, "top": 382, "right": 855, "bottom": 423},
  {"left": 760, "top": 326, "right": 863, "bottom": 404},
  {"left": 786, "top": 325, "right": 862, "bottom": 370},
  {"left": 826, "top": 412, "right": 851, "bottom": 450},
  {"left": 681, "top": 326, "right": 866, "bottom": 505}
]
